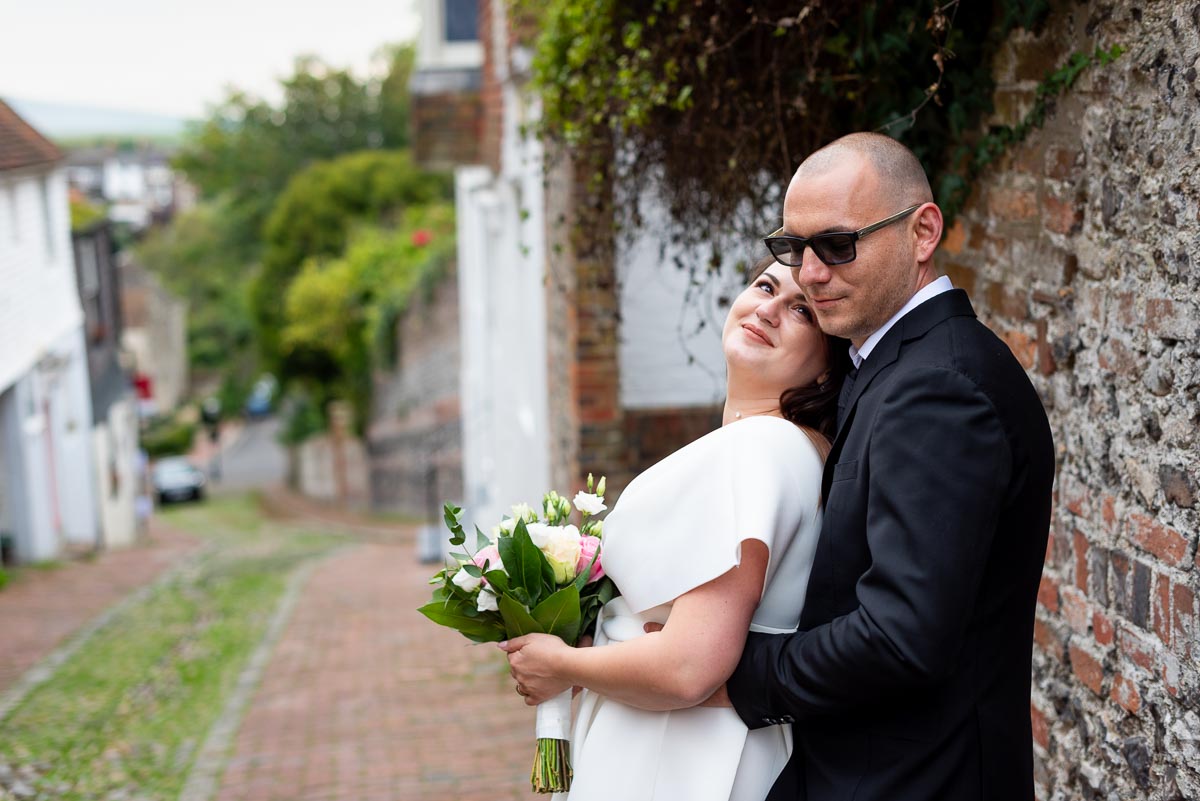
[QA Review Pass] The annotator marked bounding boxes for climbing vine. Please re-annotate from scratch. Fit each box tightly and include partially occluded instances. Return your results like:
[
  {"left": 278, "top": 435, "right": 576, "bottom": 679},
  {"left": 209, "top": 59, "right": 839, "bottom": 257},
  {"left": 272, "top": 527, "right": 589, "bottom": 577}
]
[{"left": 521, "top": 0, "right": 1120, "bottom": 270}]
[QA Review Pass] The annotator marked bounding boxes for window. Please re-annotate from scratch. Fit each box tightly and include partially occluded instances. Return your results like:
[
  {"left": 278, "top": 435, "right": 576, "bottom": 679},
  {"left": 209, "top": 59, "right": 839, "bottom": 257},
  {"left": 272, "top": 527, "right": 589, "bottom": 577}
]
[{"left": 444, "top": 0, "right": 478, "bottom": 42}]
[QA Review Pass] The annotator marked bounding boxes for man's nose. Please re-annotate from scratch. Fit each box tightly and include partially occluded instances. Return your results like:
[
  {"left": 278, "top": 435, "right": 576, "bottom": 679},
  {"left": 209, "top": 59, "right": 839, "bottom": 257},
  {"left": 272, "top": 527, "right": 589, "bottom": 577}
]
[{"left": 792, "top": 248, "right": 831, "bottom": 288}]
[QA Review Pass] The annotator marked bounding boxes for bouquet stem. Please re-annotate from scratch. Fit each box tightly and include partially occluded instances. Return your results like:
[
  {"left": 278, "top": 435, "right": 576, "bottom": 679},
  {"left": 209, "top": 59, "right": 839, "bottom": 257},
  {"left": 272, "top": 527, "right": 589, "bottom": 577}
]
[
  {"left": 531, "top": 737, "right": 571, "bottom": 794},
  {"left": 531, "top": 689, "right": 574, "bottom": 793}
]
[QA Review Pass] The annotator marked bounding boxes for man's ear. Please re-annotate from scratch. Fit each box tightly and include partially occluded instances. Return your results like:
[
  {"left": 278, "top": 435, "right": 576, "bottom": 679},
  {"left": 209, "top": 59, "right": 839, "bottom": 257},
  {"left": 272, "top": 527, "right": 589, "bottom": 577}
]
[{"left": 914, "top": 203, "right": 944, "bottom": 264}]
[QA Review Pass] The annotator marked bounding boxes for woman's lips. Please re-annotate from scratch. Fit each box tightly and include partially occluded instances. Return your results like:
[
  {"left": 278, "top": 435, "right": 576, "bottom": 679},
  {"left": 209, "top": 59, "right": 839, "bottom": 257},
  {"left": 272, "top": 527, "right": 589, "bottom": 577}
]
[{"left": 742, "top": 324, "right": 773, "bottom": 347}]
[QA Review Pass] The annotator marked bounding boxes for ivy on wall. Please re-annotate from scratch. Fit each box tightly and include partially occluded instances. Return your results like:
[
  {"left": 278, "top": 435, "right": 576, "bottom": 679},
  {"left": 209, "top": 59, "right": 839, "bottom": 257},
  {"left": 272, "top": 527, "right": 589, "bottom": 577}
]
[{"left": 521, "top": 0, "right": 1080, "bottom": 267}]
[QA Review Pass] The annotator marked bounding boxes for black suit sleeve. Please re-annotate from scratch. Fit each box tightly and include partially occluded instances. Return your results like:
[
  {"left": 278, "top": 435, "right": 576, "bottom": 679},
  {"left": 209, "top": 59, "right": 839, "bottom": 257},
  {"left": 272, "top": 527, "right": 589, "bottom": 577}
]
[{"left": 729, "top": 366, "right": 1012, "bottom": 725}]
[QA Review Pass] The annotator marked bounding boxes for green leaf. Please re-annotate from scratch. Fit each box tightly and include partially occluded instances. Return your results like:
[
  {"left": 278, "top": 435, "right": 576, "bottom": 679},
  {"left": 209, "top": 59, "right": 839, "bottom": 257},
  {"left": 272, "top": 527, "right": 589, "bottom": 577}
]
[
  {"left": 498, "top": 594, "right": 545, "bottom": 638},
  {"left": 475, "top": 525, "right": 491, "bottom": 551},
  {"left": 461, "top": 564, "right": 482, "bottom": 578},
  {"left": 484, "top": 570, "right": 510, "bottom": 594},
  {"left": 532, "top": 585, "right": 582, "bottom": 644},
  {"left": 499, "top": 521, "right": 551, "bottom": 605},
  {"left": 417, "top": 601, "right": 505, "bottom": 642}
]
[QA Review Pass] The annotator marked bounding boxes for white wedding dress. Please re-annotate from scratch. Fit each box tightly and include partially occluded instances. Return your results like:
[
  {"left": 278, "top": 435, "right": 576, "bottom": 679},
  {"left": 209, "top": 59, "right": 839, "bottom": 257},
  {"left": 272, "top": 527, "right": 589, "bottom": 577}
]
[{"left": 564, "top": 415, "right": 824, "bottom": 801}]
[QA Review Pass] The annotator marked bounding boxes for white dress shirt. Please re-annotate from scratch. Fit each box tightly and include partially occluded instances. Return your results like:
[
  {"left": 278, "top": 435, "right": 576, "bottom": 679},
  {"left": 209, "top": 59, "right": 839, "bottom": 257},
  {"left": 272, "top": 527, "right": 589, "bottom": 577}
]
[{"left": 848, "top": 275, "right": 955, "bottom": 369}]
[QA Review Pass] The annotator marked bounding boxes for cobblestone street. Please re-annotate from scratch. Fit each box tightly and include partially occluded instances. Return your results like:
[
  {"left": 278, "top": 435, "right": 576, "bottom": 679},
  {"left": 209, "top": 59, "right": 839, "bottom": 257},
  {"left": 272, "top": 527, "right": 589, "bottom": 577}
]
[{"left": 0, "top": 495, "right": 533, "bottom": 801}]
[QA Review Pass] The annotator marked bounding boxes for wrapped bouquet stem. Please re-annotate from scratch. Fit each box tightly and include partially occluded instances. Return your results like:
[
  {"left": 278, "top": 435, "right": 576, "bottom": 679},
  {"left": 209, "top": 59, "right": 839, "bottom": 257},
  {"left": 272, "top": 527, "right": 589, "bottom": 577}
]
[{"left": 418, "top": 476, "right": 617, "bottom": 794}]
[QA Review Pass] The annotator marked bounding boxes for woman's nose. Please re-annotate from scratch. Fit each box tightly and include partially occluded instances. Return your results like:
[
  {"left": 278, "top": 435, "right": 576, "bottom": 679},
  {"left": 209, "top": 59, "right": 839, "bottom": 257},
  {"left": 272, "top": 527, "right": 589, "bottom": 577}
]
[{"left": 756, "top": 297, "right": 781, "bottom": 326}]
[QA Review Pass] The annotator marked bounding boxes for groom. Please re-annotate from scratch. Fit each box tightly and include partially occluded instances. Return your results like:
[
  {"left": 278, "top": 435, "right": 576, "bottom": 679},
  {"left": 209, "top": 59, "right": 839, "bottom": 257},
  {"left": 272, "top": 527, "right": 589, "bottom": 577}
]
[{"left": 724, "top": 134, "right": 1055, "bottom": 801}]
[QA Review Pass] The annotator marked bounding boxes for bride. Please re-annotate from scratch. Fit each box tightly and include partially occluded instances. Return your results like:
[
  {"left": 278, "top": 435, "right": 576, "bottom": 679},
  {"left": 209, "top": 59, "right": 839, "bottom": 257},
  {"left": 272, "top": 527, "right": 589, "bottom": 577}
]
[{"left": 500, "top": 255, "right": 850, "bottom": 800}]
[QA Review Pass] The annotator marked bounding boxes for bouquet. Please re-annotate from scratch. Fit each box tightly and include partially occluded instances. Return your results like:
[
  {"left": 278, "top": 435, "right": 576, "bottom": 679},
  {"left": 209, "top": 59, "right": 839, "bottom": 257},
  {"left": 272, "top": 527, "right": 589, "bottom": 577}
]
[{"left": 418, "top": 475, "right": 619, "bottom": 793}]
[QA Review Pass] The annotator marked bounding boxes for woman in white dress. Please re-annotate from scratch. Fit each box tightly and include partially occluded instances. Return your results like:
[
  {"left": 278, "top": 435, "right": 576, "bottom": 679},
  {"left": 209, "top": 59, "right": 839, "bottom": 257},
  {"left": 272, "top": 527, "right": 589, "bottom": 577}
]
[{"left": 500, "top": 256, "right": 850, "bottom": 801}]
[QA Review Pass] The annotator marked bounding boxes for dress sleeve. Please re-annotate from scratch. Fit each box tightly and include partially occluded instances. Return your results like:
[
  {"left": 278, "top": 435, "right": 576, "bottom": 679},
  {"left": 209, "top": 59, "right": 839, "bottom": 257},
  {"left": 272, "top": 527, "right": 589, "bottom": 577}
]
[{"left": 602, "top": 417, "right": 824, "bottom": 614}]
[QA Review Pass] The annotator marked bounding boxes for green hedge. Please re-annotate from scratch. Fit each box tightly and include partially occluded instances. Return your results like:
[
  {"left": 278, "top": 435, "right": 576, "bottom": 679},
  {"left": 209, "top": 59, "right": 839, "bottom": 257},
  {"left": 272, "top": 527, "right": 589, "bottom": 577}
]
[{"left": 141, "top": 419, "right": 196, "bottom": 458}]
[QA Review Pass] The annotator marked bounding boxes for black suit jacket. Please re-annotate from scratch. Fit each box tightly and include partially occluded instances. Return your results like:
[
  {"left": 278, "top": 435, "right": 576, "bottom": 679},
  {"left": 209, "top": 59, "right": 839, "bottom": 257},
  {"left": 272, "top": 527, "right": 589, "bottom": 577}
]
[{"left": 728, "top": 289, "right": 1055, "bottom": 801}]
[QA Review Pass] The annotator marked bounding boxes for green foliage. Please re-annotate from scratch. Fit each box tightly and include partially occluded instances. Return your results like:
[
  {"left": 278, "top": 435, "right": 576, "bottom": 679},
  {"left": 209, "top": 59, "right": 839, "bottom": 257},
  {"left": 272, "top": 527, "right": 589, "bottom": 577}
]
[
  {"left": 69, "top": 197, "right": 106, "bottom": 232},
  {"left": 140, "top": 417, "right": 196, "bottom": 458},
  {"left": 254, "top": 149, "right": 451, "bottom": 376},
  {"left": 276, "top": 391, "right": 328, "bottom": 446},
  {"left": 173, "top": 47, "right": 416, "bottom": 257},
  {"left": 134, "top": 201, "right": 255, "bottom": 372},
  {"left": 0, "top": 566, "right": 9, "bottom": 591},
  {"left": 278, "top": 204, "right": 455, "bottom": 431},
  {"left": 525, "top": 0, "right": 1066, "bottom": 259}
]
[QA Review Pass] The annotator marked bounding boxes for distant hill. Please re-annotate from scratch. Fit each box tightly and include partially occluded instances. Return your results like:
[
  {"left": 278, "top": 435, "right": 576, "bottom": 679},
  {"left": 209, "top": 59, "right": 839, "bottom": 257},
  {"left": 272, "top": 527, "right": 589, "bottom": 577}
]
[{"left": 3, "top": 97, "right": 190, "bottom": 143}]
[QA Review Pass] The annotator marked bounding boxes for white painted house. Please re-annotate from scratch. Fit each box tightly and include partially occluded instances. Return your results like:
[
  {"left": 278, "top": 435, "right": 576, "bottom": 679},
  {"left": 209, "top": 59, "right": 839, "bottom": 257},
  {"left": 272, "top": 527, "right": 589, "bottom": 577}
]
[
  {"left": 416, "top": 0, "right": 728, "bottom": 535},
  {"left": 0, "top": 100, "right": 101, "bottom": 563}
]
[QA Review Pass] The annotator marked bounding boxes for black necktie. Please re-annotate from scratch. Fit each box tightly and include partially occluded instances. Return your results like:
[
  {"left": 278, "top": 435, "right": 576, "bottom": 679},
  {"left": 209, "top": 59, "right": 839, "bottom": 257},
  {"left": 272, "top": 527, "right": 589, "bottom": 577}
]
[{"left": 837, "top": 363, "right": 859, "bottom": 428}]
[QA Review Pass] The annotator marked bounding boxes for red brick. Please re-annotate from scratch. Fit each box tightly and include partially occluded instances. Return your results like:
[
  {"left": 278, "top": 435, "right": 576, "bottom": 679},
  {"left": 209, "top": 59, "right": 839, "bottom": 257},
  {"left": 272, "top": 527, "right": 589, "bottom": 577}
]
[
  {"left": 1038, "top": 573, "right": 1060, "bottom": 612},
  {"left": 1036, "top": 318, "right": 1055, "bottom": 376},
  {"left": 1034, "top": 617, "right": 1065, "bottom": 662},
  {"left": 1110, "top": 672, "right": 1141, "bottom": 714},
  {"left": 1069, "top": 643, "right": 1106, "bottom": 696},
  {"left": 989, "top": 186, "right": 1039, "bottom": 221},
  {"left": 1173, "top": 582, "right": 1196, "bottom": 657},
  {"left": 1117, "top": 623, "right": 1156, "bottom": 672},
  {"left": 1002, "top": 328, "right": 1037, "bottom": 369},
  {"left": 942, "top": 220, "right": 967, "bottom": 255},
  {"left": 1072, "top": 529, "right": 1090, "bottom": 591},
  {"left": 1152, "top": 573, "right": 1172, "bottom": 646},
  {"left": 1110, "top": 291, "right": 1138, "bottom": 330},
  {"left": 1097, "top": 338, "right": 1141, "bottom": 379},
  {"left": 1030, "top": 702, "right": 1051, "bottom": 750},
  {"left": 1043, "top": 193, "right": 1082, "bottom": 235},
  {"left": 986, "top": 282, "right": 1030, "bottom": 321},
  {"left": 1061, "top": 586, "right": 1092, "bottom": 634},
  {"left": 1101, "top": 495, "right": 1117, "bottom": 530},
  {"left": 1045, "top": 146, "right": 1080, "bottom": 180},
  {"left": 1145, "top": 297, "right": 1194, "bottom": 340},
  {"left": 1093, "top": 610, "right": 1115, "bottom": 646},
  {"left": 1130, "top": 513, "right": 1189, "bottom": 567}
]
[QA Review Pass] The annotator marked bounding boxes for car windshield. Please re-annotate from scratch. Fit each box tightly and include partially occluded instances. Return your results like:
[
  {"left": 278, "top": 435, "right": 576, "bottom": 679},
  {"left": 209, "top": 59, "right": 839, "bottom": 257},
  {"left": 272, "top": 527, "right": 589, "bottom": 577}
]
[{"left": 155, "top": 460, "right": 197, "bottom": 477}]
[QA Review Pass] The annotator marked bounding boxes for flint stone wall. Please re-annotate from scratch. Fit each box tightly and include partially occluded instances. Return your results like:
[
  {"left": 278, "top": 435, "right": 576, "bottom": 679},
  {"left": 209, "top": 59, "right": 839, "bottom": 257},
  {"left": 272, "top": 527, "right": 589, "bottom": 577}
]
[{"left": 937, "top": 2, "right": 1200, "bottom": 798}]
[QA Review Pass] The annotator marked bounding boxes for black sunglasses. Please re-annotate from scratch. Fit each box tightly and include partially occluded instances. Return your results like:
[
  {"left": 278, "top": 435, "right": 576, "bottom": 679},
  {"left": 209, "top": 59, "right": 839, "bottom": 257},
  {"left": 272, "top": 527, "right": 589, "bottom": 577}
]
[{"left": 763, "top": 204, "right": 922, "bottom": 267}]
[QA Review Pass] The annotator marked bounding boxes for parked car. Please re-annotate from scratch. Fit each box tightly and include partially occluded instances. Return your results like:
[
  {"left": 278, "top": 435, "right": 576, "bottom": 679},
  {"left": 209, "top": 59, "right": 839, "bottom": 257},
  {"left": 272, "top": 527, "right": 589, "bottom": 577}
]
[
  {"left": 152, "top": 457, "right": 207, "bottom": 504},
  {"left": 244, "top": 375, "right": 277, "bottom": 419}
]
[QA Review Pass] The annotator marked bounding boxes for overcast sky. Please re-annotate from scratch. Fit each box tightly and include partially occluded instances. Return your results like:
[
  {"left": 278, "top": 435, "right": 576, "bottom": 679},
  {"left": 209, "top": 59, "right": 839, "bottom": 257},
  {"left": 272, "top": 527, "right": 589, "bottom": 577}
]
[{"left": 0, "top": 0, "right": 421, "bottom": 119}]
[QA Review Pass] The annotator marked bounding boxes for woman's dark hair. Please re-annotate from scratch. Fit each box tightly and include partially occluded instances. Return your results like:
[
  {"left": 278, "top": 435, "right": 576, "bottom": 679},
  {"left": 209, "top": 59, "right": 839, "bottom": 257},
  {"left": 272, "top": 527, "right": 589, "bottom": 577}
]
[{"left": 747, "top": 254, "right": 851, "bottom": 441}]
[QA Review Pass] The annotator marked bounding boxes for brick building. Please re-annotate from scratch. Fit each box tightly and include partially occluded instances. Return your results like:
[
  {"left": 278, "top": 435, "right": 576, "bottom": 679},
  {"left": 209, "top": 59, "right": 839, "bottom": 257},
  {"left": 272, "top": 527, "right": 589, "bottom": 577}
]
[{"left": 938, "top": 3, "right": 1199, "bottom": 798}]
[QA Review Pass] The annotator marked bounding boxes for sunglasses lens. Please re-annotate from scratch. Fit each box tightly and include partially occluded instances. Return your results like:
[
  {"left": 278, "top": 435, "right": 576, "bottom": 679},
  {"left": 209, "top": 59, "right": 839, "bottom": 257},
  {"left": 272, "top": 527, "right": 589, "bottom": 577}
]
[
  {"left": 812, "top": 234, "right": 856, "bottom": 265},
  {"left": 766, "top": 238, "right": 805, "bottom": 267}
]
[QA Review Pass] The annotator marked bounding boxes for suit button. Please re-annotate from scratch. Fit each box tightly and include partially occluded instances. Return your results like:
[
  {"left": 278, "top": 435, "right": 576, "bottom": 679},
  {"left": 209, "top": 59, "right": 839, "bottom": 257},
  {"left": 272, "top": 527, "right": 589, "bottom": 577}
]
[
  {"left": 780, "top": 715, "right": 795, "bottom": 724},
  {"left": 762, "top": 717, "right": 776, "bottom": 725}
]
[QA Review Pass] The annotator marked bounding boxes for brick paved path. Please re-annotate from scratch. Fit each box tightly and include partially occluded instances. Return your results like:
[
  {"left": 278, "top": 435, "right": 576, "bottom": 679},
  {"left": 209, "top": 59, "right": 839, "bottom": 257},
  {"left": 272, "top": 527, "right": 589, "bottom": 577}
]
[
  {"left": 0, "top": 520, "right": 199, "bottom": 692},
  {"left": 214, "top": 534, "right": 534, "bottom": 801}
]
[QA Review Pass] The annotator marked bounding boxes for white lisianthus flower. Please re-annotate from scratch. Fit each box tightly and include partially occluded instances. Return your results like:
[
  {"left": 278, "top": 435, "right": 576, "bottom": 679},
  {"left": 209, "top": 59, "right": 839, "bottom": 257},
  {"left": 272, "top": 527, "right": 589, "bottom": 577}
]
[
  {"left": 497, "top": 516, "right": 517, "bottom": 535},
  {"left": 573, "top": 491, "right": 607, "bottom": 515},
  {"left": 451, "top": 567, "right": 482, "bottom": 593},
  {"left": 524, "top": 523, "right": 583, "bottom": 582},
  {"left": 477, "top": 588, "right": 499, "bottom": 612},
  {"left": 511, "top": 503, "right": 536, "bottom": 523}
]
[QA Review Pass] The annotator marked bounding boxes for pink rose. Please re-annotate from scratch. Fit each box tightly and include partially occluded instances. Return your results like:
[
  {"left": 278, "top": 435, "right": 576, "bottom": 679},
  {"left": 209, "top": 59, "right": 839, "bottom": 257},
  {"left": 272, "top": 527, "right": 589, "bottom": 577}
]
[
  {"left": 473, "top": 545, "right": 504, "bottom": 584},
  {"left": 576, "top": 536, "right": 604, "bottom": 583}
]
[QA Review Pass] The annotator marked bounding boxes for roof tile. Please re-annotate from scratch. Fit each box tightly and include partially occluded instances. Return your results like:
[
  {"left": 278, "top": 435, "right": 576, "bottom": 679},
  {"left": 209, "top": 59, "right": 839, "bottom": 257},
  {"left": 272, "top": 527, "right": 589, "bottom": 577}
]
[{"left": 0, "top": 99, "right": 64, "bottom": 172}]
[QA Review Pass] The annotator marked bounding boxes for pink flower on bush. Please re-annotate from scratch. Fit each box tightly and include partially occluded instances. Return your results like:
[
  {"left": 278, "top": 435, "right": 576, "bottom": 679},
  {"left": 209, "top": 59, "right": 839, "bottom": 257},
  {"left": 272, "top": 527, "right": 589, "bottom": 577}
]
[
  {"left": 411, "top": 229, "right": 432, "bottom": 247},
  {"left": 576, "top": 536, "right": 604, "bottom": 583}
]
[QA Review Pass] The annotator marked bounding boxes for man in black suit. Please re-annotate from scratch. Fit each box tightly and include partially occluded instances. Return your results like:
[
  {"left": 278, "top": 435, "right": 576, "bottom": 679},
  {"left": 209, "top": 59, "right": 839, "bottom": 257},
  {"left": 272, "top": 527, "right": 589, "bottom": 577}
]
[{"left": 725, "top": 133, "right": 1055, "bottom": 801}]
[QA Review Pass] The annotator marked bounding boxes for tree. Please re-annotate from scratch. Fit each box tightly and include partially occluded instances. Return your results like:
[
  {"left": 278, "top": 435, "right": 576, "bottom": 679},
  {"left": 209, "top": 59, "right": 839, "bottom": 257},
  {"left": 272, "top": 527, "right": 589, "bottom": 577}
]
[
  {"left": 251, "top": 149, "right": 451, "bottom": 372},
  {"left": 173, "top": 47, "right": 416, "bottom": 257},
  {"left": 280, "top": 205, "right": 456, "bottom": 430}
]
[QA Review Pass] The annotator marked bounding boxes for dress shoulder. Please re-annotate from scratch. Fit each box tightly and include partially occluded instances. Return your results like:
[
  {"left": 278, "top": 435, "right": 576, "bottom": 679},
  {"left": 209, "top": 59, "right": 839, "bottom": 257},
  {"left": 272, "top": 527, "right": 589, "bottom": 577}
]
[{"left": 601, "top": 416, "right": 824, "bottom": 613}]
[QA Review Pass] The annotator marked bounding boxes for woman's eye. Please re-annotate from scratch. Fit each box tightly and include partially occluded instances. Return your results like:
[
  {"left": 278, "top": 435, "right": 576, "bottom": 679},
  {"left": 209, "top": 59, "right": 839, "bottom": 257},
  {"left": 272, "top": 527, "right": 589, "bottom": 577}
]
[
  {"left": 756, "top": 281, "right": 774, "bottom": 294},
  {"left": 793, "top": 305, "right": 812, "bottom": 319}
]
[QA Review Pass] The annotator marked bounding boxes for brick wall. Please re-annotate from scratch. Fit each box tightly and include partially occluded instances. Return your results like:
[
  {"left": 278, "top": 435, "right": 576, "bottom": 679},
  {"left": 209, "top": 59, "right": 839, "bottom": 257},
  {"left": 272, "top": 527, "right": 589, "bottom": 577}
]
[
  {"left": 367, "top": 262, "right": 463, "bottom": 519},
  {"left": 410, "top": 84, "right": 483, "bottom": 170},
  {"left": 938, "top": 4, "right": 1199, "bottom": 798}
]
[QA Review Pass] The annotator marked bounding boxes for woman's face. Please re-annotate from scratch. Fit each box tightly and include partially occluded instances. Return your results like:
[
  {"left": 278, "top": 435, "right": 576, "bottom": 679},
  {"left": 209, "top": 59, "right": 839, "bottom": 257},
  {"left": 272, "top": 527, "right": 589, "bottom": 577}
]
[{"left": 721, "top": 263, "right": 830, "bottom": 393}]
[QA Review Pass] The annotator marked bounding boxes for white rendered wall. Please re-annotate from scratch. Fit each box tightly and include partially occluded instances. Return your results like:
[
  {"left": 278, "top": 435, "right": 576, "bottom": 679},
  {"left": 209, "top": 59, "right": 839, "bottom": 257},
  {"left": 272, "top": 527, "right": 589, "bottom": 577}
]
[
  {"left": 45, "top": 326, "right": 99, "bottom": 549},
  {"left": 0, "top": 167, "right": 84, "bottom": 394},
  {"left": 93, "top": 395, "right": 139, "bottom": 548}
]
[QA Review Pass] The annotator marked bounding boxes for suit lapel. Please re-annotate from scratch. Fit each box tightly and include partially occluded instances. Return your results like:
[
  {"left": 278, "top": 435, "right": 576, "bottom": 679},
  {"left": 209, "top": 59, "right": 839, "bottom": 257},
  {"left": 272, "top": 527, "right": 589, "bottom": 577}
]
[{"left": 819, "top": 289, "right": 978, "bottom": 502}]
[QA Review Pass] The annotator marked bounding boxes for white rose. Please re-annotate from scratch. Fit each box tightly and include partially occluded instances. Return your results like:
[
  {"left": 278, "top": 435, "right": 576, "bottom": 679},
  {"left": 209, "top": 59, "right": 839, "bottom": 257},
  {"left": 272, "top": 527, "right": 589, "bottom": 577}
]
[
  {"left": 525, "top": 522, "right": 554, "bottom": 549},
  {"left": 477, "top": 588, "right": 499, "bottom": 612},
  {"left": 511, "top": 503, "right": 536, "bottom": 523},
  {"left": 451, "top": 567, "right": 482, "bottom": 593},
  {"left": 497, "top": 517, "right": 517, "bottom": 535},
  {"left": 573, "top": 491, "right": 607, "bottom": 515}
]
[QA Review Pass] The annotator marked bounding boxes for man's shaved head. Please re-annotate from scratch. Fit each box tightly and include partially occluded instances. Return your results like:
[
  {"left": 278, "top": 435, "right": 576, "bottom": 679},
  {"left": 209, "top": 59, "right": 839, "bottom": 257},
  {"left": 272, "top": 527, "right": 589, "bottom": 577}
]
[{"left": 796, "top": 132, "right": 933, "bottom": 208}]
